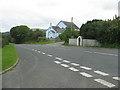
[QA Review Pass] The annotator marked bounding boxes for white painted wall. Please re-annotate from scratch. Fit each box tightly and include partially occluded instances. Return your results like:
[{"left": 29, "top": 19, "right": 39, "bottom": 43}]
[
  {"left": 69, "top": 37, "right": 101, "bottom": 47},
  {"left": 82, "top": 39, "right": 101, "bottom": 46},
  {"left": 69, "top": 39, "right": 77, "bottom": 45},
  {"left": 46, "top": 27, "right": 59, "bottom": 39}
]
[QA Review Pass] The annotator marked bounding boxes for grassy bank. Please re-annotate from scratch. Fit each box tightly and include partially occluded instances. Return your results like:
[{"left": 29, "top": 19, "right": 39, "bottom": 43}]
[
  {"left": 0, "top": 48, "right": 2, "bottom": 72},
  {"left": 24, "top": 41, "right": 54, "bottom": 45},
  {"left": 62, "top": 43, "right": 119, "bottom": 49},
  {"left": 2, "top": 45, "right": 17, "bottom": 71}
]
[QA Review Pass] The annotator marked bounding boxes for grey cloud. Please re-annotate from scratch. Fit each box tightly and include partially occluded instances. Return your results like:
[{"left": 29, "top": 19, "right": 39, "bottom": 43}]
[
  {"left": 1, "top": 16, "right": 58, "bottom": 32},
  {"left": 37, "top": 1, "right": 57, "bottom": 7},
  {"left": 103, "top": 2, "right": 118, "bottom": 11}
]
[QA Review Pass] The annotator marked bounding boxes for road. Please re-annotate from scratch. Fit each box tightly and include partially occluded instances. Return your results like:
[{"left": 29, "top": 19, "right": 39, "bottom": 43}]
[{"left": 2, "top": 42, "right": 119, "bottom": 88}]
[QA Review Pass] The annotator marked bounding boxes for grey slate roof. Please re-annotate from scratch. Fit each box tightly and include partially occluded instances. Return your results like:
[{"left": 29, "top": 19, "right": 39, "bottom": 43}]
[
  {"left": 61, "top": 20, "right": 79, "bottom": 29},
  {"left": 52, "top": 26, "right": 65, "bottom": 33}
]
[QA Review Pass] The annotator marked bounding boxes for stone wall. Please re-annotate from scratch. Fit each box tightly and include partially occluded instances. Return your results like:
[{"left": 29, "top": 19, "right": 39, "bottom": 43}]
[
  {"left": 69, "top": 39, "right": 77, "bottom": 45},
  {"left": 83, "top": 39, "right": 101, "bottom": 46},
  {"left": 69, "top": 38, "right": 101, "bottom": 47}
]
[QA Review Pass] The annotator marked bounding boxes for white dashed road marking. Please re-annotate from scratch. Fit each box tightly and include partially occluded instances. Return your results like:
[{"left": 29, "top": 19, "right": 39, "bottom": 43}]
[
  {"left": 94, "top": 71, "right": 109, "bottom": 76},
  {"left": 55, "top": 57, "right": 63, "bottom": 60},
  {"left": 93, "top": 52, "right": 118, "bottom": 57},
  {"left": 113, "top": 77, "right": 120, "bottom": 81},
  {"left": 54, "top": 61, "right": 61, "bottom": 64},
  {"left": 85, "top": 51, "right": 118, "bottom": 56},
  {"left": 63, "top": 60, "right": 70, "bottom": 63},
  {"left": 94, "top": 79, "right": 116, "bottom": 88},
  {"left": 47, "top": 54, "right": 52, "bottom": 57},
  {"left": 71, "top": 63, "right": 79, "bottom": 66},
  {"left": 35, "top": 50, "right": 37, "bottom": 52},
  {"left": 38, "top": 51, "right": 41, "bottom": 53},
  {"left": 80, "top": 66, "right": 92, "bottom": 70},
  {"left": 84, "top": 51, "right": 92, "bottom": 53},
  {"left": 80, "top": 72, "right": 93, "bottom": 77},
  {"left": 69, "top": 67, "right": 79, "bottom": 72},
  {"left": 60, "top": 64, "right": 69, "bottom": 67},
  {"left": 42, "top": 52, "right": 45, "bottom": 54}
]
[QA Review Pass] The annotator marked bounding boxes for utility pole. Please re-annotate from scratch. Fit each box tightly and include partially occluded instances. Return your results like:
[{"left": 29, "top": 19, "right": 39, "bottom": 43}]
[
  {"left": 71, "top": 17, "right": 73, "bottom": 38},
  {"left": 118, "top": 1, "right": 120, "bottom": 17}
]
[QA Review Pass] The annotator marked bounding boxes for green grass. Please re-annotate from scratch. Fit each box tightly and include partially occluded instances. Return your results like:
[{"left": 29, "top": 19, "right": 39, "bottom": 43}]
[
  {"left": 62, "top": 43, "right": 119, "bottom": 49},
  {"left": 24, "top": 41, "right": 54, "bottom": 45},
  {"left": 2, "top": 45, "right": 17, "bottom": 71},
  {"left": 0, "top": 48, "right": 2, "bottom": 72}
]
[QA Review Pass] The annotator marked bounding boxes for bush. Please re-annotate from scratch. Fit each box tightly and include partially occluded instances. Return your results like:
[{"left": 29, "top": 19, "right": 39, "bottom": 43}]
[
  {"left": 2, "top": 38, "right": 9, "bottom": 48},
  {"left": 80, "top": 16, "right": 120, "bottom": 47}
]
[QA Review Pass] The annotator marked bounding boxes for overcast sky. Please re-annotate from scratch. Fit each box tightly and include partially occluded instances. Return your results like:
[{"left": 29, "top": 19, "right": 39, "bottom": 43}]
[{"left": 0, "top": 0, "right": 119, "bottom": 32}]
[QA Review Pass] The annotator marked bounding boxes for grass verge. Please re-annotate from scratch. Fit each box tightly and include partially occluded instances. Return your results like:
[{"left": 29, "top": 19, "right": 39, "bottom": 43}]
[
  {"left": 0, "top": 48, "right": 2, "bottom": 72},
  {"left": 24, "top": 41, "right": 54, "bottom": 45},
  {"left": 62, "top": 43, "right": 119, "bottom": 49},
  {"left": 2, "top": 45, "right": 17, "bottom": 71}
]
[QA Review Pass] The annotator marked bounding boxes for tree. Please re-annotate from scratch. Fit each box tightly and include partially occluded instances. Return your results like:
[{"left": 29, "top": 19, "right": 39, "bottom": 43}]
[
  {"left": 80, "top": 17, "right": 120, "bottom": 47},
  {"left": 25, "top": 30, "right": 43, "bottom": 42},
  {"left": 59, "top": 27, "right": 80, "bottom": 43},
  {"left": 10, "top": 25, "right": 30, "bottom": 44}
]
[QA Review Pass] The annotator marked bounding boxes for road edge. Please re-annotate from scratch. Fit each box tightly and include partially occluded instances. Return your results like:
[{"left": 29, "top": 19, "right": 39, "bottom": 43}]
[{"left": 0, "top": 58, "right": 19, "bottom": 75}]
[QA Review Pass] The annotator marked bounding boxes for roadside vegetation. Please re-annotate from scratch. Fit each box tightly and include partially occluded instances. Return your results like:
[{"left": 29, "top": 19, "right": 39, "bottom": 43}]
[
  {"left": 80, "top": 16, "right": 120, "bottom": 48},
  {"left": 60, "top": 15, "right": 120, "bottom": 48},
  {"left": 2, "top": 45, "right": 17, "bottom": 71},
  {"left": 0, "top": 48, "right": 2, "bottom": 72},
  {"left": 24, "top": 40, "right": 53, "bottom": 45},
  {"left": 9, "top": 25, "right": 52, "bottom": 44},
  {"left": 59, "top": 27, "right": 79, "bottom": 43}
]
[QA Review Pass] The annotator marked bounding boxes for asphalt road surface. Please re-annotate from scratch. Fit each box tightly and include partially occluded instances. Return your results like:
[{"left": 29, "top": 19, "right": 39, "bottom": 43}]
[{"left": 2, "top": 42, "right": 119, "bottom": 88}]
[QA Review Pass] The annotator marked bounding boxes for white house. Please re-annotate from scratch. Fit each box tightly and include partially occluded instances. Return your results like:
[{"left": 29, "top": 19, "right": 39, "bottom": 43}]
[
  {"left": 57, "top": 20, "right": 79, "bottom": 31},
  {"left": 46, "top": 26, "right": 65, "bottom": 39},
  {"left": 46, "top": 20, "right": 79, "bottom": 39}
]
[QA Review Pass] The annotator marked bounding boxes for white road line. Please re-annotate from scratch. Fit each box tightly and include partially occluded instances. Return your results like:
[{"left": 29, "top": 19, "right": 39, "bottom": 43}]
[
  {"left": 113, "top": 77, "right": 120, "bottom": 81},
  {"left": 54, "top": 61, "right": 61, "bottom": 64},
  {"left": 38, "top": 51, "right": 41, "bottom": 53},
  {"left": 63, "top": 60, "right": 70, "bottom": 63},
  {"left": 80, "top": 72, "right": 93, "bottom": 77},
  {"left": 47, "top": 54, "right": 52, "bottom": 57},
  {"left": 34, "top": 50, "right": 37, "bottom": 52},
  {"left": 85, "top": 51, "right": 118, "bottom": 56},
  {"left": 93, "top": 52, "right": 118, "bottom": 57},
  {"left": 84, "top": 51, "right": 93, "bottom": 53},
  {"left": 55, "top": 57, "right": 63, "bottom": 60},
  {"left": 94, "top": 71, "right": 109, "bottom": 76},
  {"left": 94, "top": 79, "right": 116, "bottom": 88},
  {"left": 71, "top": 63, "right": 79, "bottom": 66},
  {"left": 80, "top": 66, "right": 92, "bottom": 70},
  {"left": 69, "top": 67, "right": 79, "bottom": 72},
  {"left": 60, "top": 64, "right": 69, "bottom": 67},
  {"left": 42, "top": 52, "right": 45, "bottom": 54}
]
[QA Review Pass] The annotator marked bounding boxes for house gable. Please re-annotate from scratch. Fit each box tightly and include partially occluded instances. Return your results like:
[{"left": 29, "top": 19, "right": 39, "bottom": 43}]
[
  {"left": 46, "top": 26, "right": 59, "bottom": 39},
  {"left": 56, "top": 21, "right": 67, "bottom": 29},
  {"left": 57, "top": 20, "right": 79, "bottom": 31}
]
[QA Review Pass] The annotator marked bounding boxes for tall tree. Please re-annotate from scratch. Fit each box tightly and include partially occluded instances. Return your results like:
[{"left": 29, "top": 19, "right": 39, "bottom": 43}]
[{"left": 10, "top": 25, "right": 30, "bottom": 44}]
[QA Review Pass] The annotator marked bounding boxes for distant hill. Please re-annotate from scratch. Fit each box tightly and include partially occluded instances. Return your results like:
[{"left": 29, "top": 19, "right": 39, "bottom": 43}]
[{"left": 2, "top": 32, "right": 10, "bottom": 35}]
